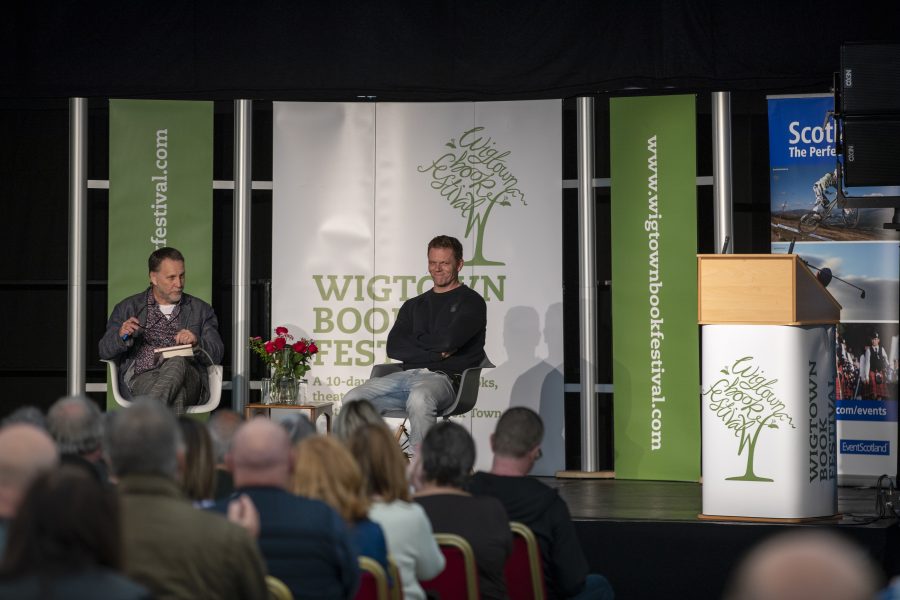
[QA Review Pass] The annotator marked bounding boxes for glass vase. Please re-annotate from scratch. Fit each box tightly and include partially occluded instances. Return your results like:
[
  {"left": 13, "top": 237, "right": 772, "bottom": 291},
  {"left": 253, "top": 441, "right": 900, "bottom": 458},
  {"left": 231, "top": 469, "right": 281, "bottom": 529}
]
[
  {"left": 272, "top": 373, "right": 299, "bottom": 404},
  {"left": 260, "top": 377, "right": 273, "bottom": 405}
]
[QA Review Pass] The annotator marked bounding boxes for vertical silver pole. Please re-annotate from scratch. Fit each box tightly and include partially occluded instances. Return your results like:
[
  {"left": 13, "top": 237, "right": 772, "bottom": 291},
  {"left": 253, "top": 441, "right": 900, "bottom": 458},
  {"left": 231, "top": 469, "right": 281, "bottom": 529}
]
[
  {"left": 712, "top": 92, "right": 734, "bottom": 254},
  {"left": 68, "top": 98, "right": 88, "bottom": 396},
  {"left": 232, "top": 100, "right": 253, "bottom": 413},
  {"left": 577, "top": 97, "right": 599, "bottom": 472}
]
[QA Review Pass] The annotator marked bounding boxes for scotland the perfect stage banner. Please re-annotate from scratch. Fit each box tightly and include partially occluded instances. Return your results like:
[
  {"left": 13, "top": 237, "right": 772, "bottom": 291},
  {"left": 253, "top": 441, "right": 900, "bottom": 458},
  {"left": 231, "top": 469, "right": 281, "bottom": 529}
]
[
  {"left": 610, "top": 95, "right": 700, "bottom": 481},
  {"left": 272, "top": 101, "right": 563, "bottom": 475},
  {"left": 768, "top": 95, "right": 900, "bottom": 483},
  {"left": 108, "top": 100, "right": 214, "bottom": 407}
]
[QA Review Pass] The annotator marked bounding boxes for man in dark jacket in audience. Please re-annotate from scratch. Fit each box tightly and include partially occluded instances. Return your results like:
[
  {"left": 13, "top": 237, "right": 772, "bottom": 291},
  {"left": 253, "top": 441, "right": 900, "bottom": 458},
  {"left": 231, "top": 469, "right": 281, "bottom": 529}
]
[
  {"left": 213, "top": 418, "right": 360, "bottom": 599},
  {"left": 467, "top": 407, "right": 614, "bottom": 600},
  {"left": 106, "top": 397, "right": 267, "bottom": 600}
]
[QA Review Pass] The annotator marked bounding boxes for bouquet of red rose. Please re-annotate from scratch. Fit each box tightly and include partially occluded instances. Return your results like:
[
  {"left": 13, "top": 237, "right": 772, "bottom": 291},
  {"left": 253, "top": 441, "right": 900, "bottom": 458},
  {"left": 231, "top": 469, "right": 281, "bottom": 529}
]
[{"left": 249, "top": 326, "right": 318, "bottom": 381}]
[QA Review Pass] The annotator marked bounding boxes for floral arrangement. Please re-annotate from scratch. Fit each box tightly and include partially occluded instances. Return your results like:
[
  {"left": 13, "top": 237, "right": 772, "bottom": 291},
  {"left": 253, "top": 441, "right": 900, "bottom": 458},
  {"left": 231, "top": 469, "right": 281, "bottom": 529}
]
[{"left": 249, "top": 326, "right": 318, "bottom": 380}]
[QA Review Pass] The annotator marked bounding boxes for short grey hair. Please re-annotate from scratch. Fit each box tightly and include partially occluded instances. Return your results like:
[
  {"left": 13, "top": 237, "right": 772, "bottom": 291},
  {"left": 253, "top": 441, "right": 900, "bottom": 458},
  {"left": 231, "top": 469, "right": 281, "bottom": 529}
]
[
  {"left": 492, "top": 407, "right": 543, "bottom": 458},
  {"left": 105, "top": 397, "right": 182, "bottom": 479},
  {"left": 47, "top": 396, "right": 104, "bottom": 456}
]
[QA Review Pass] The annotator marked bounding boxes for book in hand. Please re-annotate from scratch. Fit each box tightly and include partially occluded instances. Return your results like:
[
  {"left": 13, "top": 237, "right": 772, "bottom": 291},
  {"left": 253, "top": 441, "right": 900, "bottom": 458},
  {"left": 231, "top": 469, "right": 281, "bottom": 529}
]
[{"left": 154, "top": 344, "right": 194, "bottom": 361}]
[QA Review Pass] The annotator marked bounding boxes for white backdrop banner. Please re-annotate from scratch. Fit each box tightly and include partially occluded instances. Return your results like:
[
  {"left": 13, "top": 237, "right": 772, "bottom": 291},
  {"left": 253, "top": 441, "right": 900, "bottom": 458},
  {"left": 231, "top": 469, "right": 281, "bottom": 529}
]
[{"left": 272, "top": 101, "right": 563, "bottom": 474}]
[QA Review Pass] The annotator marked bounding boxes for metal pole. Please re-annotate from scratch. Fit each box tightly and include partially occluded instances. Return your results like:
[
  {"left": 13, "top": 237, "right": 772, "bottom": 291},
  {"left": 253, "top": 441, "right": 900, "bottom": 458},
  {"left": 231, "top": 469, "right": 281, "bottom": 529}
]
[
  {"left": 577, "top": 97, "right": 599, "bottom": 472},
  {"left": 232, "top": 100, "right": 253, "bottom": 413},
  {"left": 712, "top": 92, "right": 734, "bottom": 254},
  {"left": 68, "top": 98, "right": 88, "bottom": 396}
]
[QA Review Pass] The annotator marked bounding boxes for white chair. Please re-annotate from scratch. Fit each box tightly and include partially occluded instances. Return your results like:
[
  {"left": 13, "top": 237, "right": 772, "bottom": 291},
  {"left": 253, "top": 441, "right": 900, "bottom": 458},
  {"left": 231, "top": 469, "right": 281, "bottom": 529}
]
[{"left": 101, "top": 359, "right": 223, "bottom": 414}]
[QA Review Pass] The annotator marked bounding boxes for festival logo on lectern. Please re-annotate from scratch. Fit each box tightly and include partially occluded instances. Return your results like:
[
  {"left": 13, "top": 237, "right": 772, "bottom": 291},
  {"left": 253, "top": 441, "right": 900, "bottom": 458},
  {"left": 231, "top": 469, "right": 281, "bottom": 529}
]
[
  {"left": 702, "top": 356, "right": 796, "bottom": 482},
  {"left": 417, "top": 126, "right": 526, "bottom": 266}
]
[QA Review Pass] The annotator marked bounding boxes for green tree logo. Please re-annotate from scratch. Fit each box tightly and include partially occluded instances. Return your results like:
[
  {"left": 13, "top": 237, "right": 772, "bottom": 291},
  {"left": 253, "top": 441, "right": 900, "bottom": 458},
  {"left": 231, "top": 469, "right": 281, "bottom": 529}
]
[
  {"left": 417, "top": 126, "right": 525, "bottom": 266},
  {"left": 702, "top": 356, "right": 795, "bottom": 482}
]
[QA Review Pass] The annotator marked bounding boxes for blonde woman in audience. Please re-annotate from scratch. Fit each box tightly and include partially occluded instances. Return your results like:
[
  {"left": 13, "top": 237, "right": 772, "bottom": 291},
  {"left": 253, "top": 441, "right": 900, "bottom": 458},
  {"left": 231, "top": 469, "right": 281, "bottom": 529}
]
[
  {"left": 177, "top": 416, "right": 217, "bottom": 506},
  {"left": 292, "top": 435, "right": 389, "bottom": 573},
  {"left": 333, "top": 398, "right": 384, "bottom": 443},
  {"left": 349, "top": 423, "right": 445, "bottom": 600}
]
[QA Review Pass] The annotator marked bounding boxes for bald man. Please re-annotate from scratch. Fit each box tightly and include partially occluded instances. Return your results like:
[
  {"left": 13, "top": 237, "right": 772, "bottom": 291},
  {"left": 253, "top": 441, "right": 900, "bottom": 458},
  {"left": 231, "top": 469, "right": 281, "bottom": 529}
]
[
  {"left": 726, "top": 530, "right": 881, "bottom": 600},
  {"left": 0, "top": 424, "right": 59, "bottom": 551},
  {"left": 213, "top": 418, "right": 359, "bottom": 599}
]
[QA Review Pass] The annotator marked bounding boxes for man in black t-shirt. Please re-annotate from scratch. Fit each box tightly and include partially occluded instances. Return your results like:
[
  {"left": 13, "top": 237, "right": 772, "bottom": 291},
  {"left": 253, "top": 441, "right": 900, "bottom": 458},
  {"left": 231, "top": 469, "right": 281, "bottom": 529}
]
[
  {"left": 343, "top": 235, "right": 487, "bottom": 454},
  {"left": 467, "top": 407, "right": 614, "bottom": 600}
]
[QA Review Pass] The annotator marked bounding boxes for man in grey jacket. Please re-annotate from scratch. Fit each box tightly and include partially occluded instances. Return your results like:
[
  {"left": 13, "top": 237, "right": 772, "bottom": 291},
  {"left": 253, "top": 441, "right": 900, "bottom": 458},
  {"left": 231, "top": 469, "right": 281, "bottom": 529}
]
[{"left": 99, "top": 247, "right": 223, "bottom": 414}]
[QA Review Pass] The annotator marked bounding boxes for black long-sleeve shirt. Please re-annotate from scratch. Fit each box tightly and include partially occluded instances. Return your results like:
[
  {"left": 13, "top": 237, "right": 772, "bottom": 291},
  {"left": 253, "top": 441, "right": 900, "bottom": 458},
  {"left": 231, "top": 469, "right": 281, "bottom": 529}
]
[{"left": 387, "top": 284, "right": 486, "bottom": 376}]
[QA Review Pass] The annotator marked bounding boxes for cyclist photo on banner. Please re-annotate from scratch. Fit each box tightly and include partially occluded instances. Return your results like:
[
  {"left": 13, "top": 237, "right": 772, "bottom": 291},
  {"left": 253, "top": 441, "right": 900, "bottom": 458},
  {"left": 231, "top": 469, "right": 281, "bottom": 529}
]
[{"left": 799, "top": 168, "right": 860, "bottom": 234}]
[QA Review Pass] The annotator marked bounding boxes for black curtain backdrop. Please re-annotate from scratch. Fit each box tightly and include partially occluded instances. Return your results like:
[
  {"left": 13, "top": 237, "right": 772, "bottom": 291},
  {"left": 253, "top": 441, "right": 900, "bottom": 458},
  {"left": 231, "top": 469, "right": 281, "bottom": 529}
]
[{"left": 1, "top": 2, "right": 898, "bottom": 468}]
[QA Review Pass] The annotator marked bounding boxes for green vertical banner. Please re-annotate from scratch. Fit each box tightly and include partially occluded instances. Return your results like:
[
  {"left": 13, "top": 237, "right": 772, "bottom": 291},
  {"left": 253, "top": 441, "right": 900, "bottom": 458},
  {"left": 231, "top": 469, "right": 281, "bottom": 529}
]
[
  {"left": 108, "top": 100, "right": 214, "bottom": 406},
  {"left": 610, "top": 95, "right": 700, "bottom": 481}
]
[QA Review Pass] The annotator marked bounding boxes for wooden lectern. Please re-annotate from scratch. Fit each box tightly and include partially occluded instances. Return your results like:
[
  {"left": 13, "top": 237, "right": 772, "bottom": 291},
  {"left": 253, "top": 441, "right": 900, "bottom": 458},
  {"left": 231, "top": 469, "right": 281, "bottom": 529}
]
[
  {"left": 698, "top": 253, "right": 841, "bottom": 325},
  {"left": 698, "top": 254, "right": 841, "bottom": 521}
]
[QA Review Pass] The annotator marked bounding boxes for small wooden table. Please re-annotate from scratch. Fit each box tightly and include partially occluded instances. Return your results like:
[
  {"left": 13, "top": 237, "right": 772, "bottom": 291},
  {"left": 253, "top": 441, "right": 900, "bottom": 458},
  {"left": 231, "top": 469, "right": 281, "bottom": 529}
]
[{"left": 244, "top": 402, "right": 334, "bottom": 433}]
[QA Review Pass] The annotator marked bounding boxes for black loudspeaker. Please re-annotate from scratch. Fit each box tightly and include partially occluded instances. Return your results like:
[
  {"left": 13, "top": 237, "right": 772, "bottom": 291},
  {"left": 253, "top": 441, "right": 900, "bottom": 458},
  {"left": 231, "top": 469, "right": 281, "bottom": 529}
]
[
  {"left": 842, "top": 118, "right": 900, "bottom": 187},
  {"left": 841, "top": 44, "right": 900, "bottom": 115}
]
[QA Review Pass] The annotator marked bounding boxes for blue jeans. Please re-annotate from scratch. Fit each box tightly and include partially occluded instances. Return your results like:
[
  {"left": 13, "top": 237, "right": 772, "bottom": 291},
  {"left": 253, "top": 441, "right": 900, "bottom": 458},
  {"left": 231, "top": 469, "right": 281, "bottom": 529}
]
[{"left": 342, "top": 368, "right": 455, "bottom": 453}]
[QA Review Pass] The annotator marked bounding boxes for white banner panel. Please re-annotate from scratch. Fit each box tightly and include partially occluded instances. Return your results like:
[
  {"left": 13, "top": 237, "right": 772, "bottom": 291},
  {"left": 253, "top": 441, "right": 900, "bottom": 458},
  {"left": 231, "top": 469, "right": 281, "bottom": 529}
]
[
  {"left": 272, "top": 101, "right": 563, "bottom": 474},
  {"left": 701, "top": 325, "right": 837, "bottom": 519}
]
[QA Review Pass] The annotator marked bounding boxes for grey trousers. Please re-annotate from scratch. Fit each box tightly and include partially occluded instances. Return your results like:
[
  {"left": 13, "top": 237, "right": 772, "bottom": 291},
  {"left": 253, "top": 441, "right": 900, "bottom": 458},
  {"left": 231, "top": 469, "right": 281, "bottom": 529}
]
[{"left": 130, "top": 357, "right": 201, "bottom": 415}]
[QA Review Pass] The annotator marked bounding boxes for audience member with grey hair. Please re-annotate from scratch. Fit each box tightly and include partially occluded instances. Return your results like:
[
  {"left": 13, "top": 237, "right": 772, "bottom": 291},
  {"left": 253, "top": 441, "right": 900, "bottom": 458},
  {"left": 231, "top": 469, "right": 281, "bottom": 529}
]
[
  {"left": 414, "top": 421, "right": 511, "bottom": 600},
  {"left": 106, "top": 397, "right": 267, "bottom": 599},
  {"left": 281, "top": 413, "right": 317, "bottom": 445},
  {"left": 47, "top": 396, "right": 108, "bottom": 483},
  {"left": 208, "top": 410, "right": 243, "bottom": 500},
  {"left": 48, "top": 396, "right": 104, "bottom": 456},
  {"left": 1, "top": 406, "right": 47, "bottom": 430}
]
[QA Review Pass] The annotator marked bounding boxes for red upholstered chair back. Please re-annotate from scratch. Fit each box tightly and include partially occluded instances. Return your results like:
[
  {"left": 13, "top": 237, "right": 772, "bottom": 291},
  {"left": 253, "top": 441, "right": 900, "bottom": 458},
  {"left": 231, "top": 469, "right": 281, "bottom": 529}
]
[
  {"left": 504, "top": 521, "right": 547, "bottom": 600},
  {"left": 354, "top": 556, "right": 389, "bottom": 600},
  {"left": 420, "top": 533, "right": 480, "bottom": 600}
]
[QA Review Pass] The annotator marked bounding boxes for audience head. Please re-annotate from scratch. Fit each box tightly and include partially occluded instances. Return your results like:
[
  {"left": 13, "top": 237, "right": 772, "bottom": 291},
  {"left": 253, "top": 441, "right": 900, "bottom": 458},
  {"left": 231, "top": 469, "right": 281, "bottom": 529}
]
[
  {"left": 177, "top": 417, "right": 216, "bottom": 502},
  {"left": 725, "top": 530, "right": 881, "bottom": 600},
  {"left": 348, "top": 423, "right": 410, "bottom": 503},
  {"left": 334, "top": 399, "right": 384, "bottom": 443},
  {"left": 0, "top": 464, "right": 121, "bottom": 577},
  {"left": 47, "top": 396, "right": 104, "bottom": 459},
  {"left": 105, "top": 397, "right": 182, "bottom": 480},
  {"left": 0, "top": 424, "right": 59, "bottom": 519},
  {"left": 207, "top": 410, "right": 244, "bottom": 467},
  {"left": 2, "top": 406, "right": 48, "bottom": 430},
  {"left": 281, "top": 413, "right": 317, "bottom": 445},
  {"left": 228, "top": 418, "right": 293, "bottom": 489},
  {"left": 421, "top": 421, "right": 475, "bottom": 489},
  {"left": 292, "top": 435, "right": 369, "bottom": 523},
  {"left": 492, "top": 406, "right": 544, "bottom": 459}
]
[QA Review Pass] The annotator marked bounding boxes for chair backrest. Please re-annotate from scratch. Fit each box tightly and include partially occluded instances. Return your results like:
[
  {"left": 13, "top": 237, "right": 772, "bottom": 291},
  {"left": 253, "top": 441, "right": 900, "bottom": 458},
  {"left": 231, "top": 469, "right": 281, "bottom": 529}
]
[
  {"left": 102, "top": 359, "right": 222, "bottom": 413},
  {"left": 387, "top": 557, "right": 402, "bottom": 600},
  {"left": 266, "top": 575, "right": 294, "bottom": 600},
  {"left": 420, "top": 533, "right": 480, "bottom": 600},
  {"left": 440, "top": 356, "right": 494, "bottom": 418},
  {"left": 505, "top": 521, "right": 546, "bottom": 600},
  {"left": 355, "top": 556, "right": 389, "bottom": 600}
]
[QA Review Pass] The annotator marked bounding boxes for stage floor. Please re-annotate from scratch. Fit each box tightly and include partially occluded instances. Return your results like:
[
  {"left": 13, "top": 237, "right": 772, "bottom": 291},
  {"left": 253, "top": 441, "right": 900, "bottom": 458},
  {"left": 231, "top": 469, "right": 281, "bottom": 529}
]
[
  {"left": 544, "top": 477, "right": 895, "bottom": 526},
  {"left": 538, "top": 478, "right": 899, "bottom": 600}
]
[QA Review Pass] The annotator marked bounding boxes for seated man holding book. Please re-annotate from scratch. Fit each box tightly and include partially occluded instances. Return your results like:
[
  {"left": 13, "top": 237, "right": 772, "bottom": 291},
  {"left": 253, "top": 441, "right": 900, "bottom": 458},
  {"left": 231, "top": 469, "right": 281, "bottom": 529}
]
[{"left": 99, "top": 247, "right": 224, "bottom": 415}]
